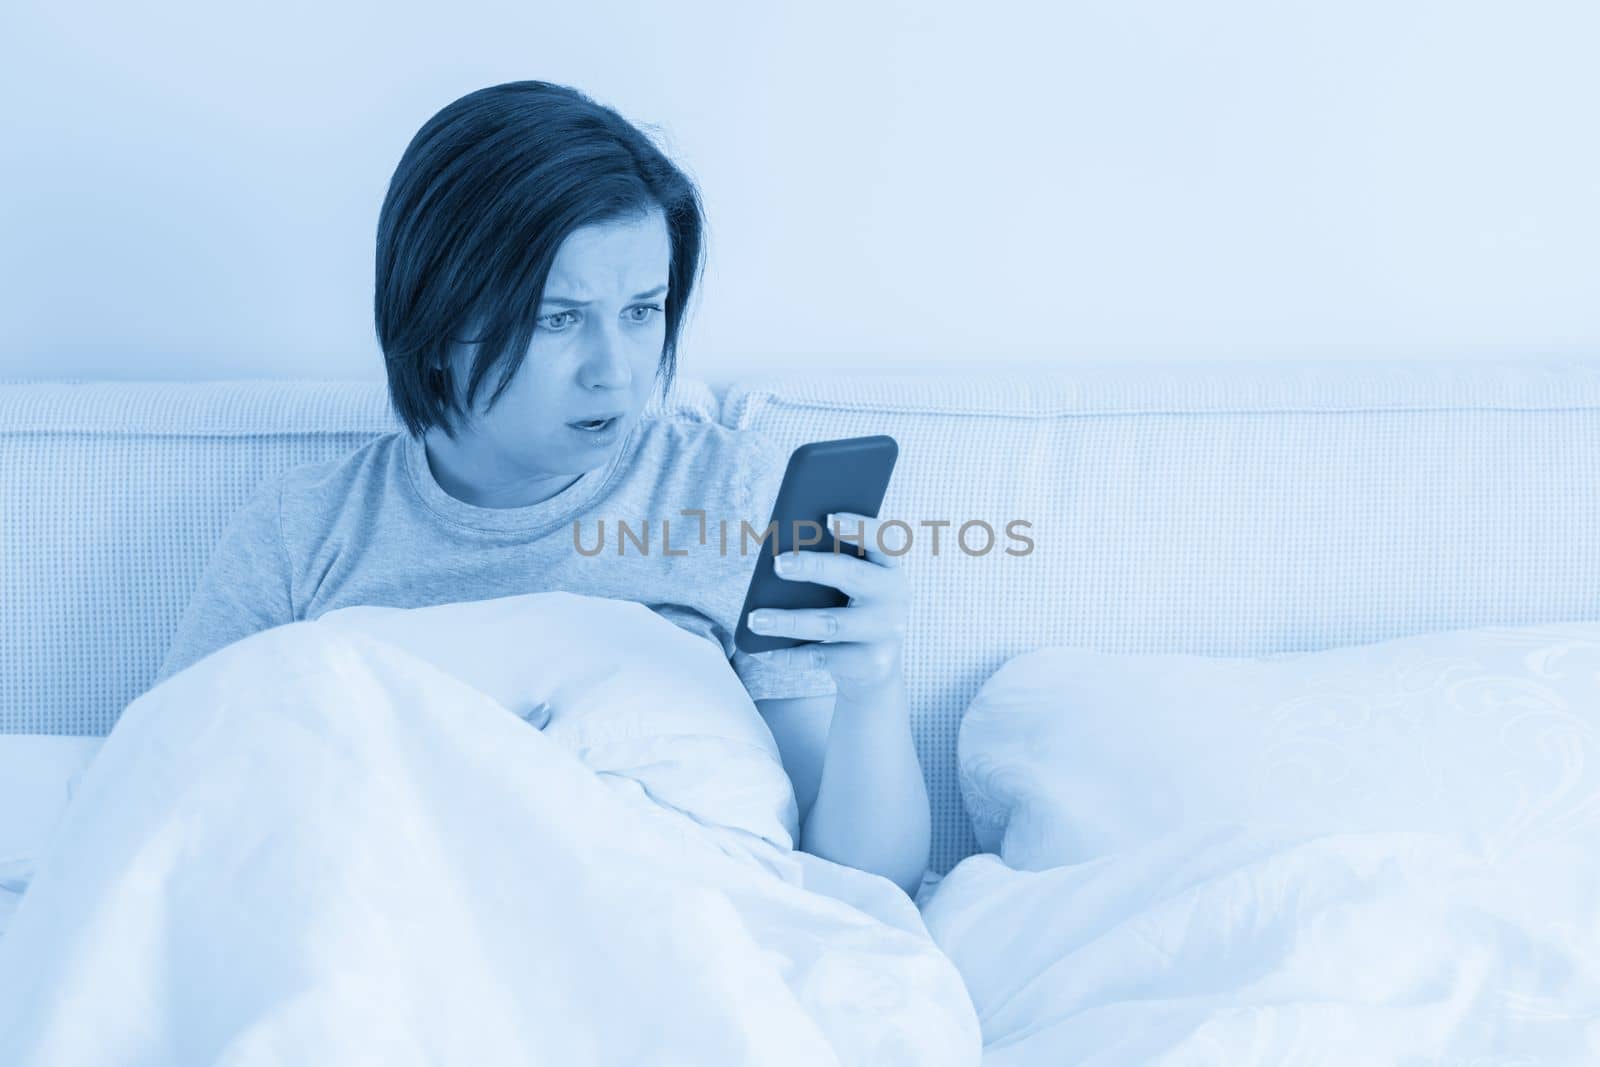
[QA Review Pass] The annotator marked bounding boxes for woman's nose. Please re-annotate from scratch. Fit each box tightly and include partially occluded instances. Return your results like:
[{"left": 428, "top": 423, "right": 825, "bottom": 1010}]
[{"left": 578, "top": 326, "right": 633, "bottom": 391}]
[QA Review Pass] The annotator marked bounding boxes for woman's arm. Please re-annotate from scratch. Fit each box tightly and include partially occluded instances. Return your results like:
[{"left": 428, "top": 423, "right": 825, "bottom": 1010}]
[
  {"left": 755, "top": 678, "right": 931, "bottom": 898},
  {"left": 745, "top": 513, "right": 930, "bottom": 897}
]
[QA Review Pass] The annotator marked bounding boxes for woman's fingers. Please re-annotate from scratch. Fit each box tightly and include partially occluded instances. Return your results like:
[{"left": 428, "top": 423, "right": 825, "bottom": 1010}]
[
  {"left": 746, "top": 606, "right": 905, "bottom": 643},
  {"left": 768, "top": 545, "right": 896, "bottom": 600},
  {"left": 825, "top": 512, "right": 904, "bottom": 569},
  {"left": 756, "top": 641, "right": 904, "bottom": 688}
]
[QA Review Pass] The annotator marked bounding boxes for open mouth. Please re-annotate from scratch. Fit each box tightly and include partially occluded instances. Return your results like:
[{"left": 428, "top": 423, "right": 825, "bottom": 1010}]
[{"left": 568, "top": 415, "right": 620, "bottom": 432}]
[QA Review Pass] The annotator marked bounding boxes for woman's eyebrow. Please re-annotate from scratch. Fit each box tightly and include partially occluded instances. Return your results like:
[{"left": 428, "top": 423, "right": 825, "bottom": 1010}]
[{"left": 542, "top": 284, "right": 668, "bottom": 307}]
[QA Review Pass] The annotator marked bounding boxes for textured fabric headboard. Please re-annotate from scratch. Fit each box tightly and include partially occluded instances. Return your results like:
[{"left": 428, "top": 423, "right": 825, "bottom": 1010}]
[
  {"left": 723, "top": 357, "right": 1600, "bottom": 871},
  {"left": 7, "top": 359, "right": 1600, "bottom": 874}
]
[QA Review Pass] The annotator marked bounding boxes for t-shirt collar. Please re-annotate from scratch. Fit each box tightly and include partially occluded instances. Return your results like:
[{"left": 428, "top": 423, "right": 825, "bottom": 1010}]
[{"left": 400, "top": 425, "right": 639, "bottom": 535}]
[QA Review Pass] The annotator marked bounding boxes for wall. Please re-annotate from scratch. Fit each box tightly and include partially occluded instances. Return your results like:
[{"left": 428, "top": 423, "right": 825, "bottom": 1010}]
[{"left": 2, "top": 0, "right": 1596, "bottom": 389}]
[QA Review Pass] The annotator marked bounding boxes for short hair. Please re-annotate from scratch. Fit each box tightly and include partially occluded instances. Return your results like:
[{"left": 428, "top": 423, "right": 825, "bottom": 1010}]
[{"left": 374, "top": 80, "right": 706, "bottom": 440}]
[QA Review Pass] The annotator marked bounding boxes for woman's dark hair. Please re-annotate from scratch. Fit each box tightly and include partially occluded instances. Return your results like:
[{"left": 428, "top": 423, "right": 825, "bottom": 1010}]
[{"left": 375, "top": 80, "right": 706, "bottom": 440}]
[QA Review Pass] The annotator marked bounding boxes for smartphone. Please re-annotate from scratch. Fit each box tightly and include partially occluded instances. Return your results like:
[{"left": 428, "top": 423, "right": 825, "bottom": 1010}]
[{"left": 734, "top": 434, "right": 899, "bottom": 655}]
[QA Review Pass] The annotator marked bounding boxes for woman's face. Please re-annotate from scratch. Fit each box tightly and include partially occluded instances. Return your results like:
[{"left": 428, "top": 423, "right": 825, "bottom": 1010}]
[{"left": 423, "top": 207, "right": 672, "bottom": 507}]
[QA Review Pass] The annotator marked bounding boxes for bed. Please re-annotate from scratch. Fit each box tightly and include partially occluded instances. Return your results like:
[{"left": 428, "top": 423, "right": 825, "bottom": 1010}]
[{"left": 4, "top": 359, "right": 1600, "bottom": 1062}]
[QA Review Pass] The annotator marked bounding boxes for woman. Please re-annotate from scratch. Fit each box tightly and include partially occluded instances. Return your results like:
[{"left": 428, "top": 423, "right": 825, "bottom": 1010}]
[
  {"left": 0, "top": 80, "right": 979, "bottom": 1065},
  {"left": 149, "top": 79, "right": 930, "bottom": 898}
]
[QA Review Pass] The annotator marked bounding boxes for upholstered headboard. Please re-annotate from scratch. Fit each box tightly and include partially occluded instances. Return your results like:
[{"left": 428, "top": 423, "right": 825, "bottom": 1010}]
[{"left": 6, "top": 357, "right": 1600, "bottom": 872}]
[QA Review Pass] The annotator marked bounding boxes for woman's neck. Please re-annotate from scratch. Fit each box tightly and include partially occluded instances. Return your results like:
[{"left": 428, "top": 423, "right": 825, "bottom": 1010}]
[{"left": 420, "top": 431, "right": 586, "bottom": 509}]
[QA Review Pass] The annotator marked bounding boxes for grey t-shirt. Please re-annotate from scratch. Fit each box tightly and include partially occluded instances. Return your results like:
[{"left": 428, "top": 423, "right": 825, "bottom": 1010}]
[{"left": 152, "top": 414, "right": 838, "bottom": 703}]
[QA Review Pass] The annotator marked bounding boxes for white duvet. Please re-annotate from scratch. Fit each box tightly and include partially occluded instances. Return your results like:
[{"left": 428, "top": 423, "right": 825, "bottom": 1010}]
[
  {"left": 0, "top": 593, "right": 981, "bottom": 1066},
  {"left": 920, "top": 823, "right": 1600, "bottom": 1065}
]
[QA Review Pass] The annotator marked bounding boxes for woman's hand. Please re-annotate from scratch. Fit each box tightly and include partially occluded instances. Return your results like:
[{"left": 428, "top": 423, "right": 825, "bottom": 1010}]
[{"left": 744, "top": 512, "right": 909, "bottom": 699}]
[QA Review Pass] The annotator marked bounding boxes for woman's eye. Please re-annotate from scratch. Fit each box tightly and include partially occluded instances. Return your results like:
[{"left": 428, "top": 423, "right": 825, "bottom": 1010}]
[
  {"left": 628, "top": 304, "right": 664, "bottom": 324},
  {"left": 538, "top": 310, "right": 577, "bottom": 331}
]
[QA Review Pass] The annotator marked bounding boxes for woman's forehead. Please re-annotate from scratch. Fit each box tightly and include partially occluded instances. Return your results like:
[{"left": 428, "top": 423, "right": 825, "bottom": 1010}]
[{"left": 545, "top": 211, "right": 671, "bottom": 300}]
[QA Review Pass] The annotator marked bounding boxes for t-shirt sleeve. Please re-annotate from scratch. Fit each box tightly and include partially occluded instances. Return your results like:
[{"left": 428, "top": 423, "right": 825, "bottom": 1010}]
[
  {"left": 151, "top": 473, "right": 297, "bottom": 689},
  {"left": 727, "top": 430, "right": 839, "bottom": 704}
]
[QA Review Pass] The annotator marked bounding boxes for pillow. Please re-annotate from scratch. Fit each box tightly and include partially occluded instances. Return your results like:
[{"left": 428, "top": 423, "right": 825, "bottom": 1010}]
[
  {"left": 315, "top": 591, "right": 800, "bottom": 852},
  {"left": 959, "top": 622, "right": 1600, "bottom": 871}
]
